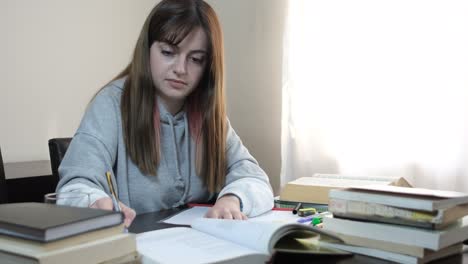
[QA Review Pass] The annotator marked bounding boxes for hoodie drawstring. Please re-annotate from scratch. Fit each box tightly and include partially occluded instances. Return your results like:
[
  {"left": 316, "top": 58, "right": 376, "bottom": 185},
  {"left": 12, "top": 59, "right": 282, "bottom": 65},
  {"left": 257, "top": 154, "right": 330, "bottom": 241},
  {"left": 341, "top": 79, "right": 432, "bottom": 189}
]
[{"left": 166, "top": 112, "right": 191, "bottom": 203}]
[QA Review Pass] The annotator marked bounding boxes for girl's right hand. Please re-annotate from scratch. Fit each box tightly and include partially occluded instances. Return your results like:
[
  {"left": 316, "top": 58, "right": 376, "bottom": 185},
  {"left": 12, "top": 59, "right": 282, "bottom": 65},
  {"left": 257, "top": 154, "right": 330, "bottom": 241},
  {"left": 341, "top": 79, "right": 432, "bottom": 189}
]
[{"left": 91, "top": 197, "right": 136, "bottom": 228}]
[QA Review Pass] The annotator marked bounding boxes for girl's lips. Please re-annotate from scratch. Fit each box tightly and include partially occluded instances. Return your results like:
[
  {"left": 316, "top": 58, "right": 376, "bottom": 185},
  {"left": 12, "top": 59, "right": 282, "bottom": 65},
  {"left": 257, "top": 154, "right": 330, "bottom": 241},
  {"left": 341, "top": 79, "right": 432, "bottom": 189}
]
[{"left": 166, "top": 79, "right": 187, "bottom": 89}]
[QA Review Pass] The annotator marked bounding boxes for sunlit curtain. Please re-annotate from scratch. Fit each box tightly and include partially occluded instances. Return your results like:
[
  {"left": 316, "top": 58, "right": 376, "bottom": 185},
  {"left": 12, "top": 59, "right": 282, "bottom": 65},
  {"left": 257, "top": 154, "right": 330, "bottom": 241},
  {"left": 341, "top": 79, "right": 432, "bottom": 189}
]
[{"left": 281, "top": 0, "right": 468, "bottom": 191}]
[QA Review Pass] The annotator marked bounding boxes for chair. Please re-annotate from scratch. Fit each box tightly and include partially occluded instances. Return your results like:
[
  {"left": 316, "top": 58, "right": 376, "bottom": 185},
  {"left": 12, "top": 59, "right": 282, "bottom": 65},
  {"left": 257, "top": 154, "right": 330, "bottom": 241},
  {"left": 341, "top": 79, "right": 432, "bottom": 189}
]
[
  {"left": 0, "top": 147, "right": 8, "bottom": 203},
  {"left": 48, "top": 137, "right": 72, "bottom": 182}
]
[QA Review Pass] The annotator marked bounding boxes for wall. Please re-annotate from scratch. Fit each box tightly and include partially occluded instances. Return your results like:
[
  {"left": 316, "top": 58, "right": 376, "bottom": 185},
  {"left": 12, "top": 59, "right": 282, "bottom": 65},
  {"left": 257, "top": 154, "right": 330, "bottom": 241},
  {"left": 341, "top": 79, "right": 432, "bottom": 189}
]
[
  {"left": 209, "top": 0, "right": 284, "bottom": 193},
  {"left": 0, "top": 0, "right": 284, "bottom": 194}
]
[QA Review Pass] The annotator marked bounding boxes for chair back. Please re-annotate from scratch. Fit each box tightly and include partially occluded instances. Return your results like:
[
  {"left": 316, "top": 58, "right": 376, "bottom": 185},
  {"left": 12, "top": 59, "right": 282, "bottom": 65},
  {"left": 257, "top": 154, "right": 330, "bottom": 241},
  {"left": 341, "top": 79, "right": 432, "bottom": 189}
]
[
  {"left": 48, "top": 138, "right": 72, "bottom": 181},
  {"left": 0, "top": 147, "right": 8, "bottom": 203}
]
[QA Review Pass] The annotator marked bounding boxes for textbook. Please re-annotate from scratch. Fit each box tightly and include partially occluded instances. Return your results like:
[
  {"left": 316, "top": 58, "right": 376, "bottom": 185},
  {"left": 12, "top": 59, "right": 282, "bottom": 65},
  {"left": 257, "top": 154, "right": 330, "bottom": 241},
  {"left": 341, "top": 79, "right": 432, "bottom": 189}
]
[
  {"left": 0, "top": 233, "right": 137, "bottom": 264},
  {"left": 323, "top": 216, "right": 468, "bottom": 250},
  {"left": 329, "top": 197, "right": 468, "bottom": 229},
  {"left": 0, "top": 202, "right": 123, "bottom": 242},
  {"left": 331, "top": 232, "right": 455, "bottom": 258},
  {"left": 280, "top": 174, "right": 411, "bottom": 204},
  {"left": 320, "top": 241, "right": 462, "bottom": 264},
  {"left": 0, "top": 224, "right": 125, "bottom": 252},
  {"left": 329, "top": 185, "right": 468, "bottom": 211},
  {"left": 137, "top": 218, "right": 352, "bottom": 264}
]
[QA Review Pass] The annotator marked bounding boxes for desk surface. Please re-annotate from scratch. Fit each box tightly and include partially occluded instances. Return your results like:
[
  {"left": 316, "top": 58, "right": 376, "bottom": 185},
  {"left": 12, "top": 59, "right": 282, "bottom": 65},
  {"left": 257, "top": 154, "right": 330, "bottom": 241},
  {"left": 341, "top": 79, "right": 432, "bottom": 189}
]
[{"left": 129, "top": 208, "right": 467, "bottom": 264}]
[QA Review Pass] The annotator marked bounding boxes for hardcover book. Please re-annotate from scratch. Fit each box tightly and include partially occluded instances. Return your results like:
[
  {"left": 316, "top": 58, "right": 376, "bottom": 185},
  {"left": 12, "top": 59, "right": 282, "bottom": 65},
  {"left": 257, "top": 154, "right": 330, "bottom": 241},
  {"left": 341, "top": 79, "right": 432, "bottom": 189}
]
[
  {"left": 329, "top": 198, "right": 468, "bottom": 229},
  {"left": 0, "top": 202, "right": 123, "bottom": 242},
  {"left": 330, "top": 185, "right": 468, "bottom": 211},
  {"left": 323, "top": 216, "right": 468, "bottom": 250},
  {"left": 0, "top": 233, "right": 137, "bottom": 264},
  {"left": 320, "top": 241, "right": 462, "bottom": 264}
]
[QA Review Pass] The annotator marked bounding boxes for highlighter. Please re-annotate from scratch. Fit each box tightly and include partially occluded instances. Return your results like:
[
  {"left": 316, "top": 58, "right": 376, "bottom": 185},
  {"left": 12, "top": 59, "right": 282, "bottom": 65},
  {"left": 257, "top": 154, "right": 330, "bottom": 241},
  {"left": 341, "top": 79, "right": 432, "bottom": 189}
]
[{"left": 298, "top": 207, "right": 317, "bottom": 217}]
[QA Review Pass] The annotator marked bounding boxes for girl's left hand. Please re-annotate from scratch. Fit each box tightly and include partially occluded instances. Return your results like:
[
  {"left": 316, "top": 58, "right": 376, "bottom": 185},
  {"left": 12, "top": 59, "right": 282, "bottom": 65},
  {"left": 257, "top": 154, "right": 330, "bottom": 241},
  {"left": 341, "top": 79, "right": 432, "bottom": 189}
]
[{"left": 205, "top": 194, "right": 248, "bottom": 220}]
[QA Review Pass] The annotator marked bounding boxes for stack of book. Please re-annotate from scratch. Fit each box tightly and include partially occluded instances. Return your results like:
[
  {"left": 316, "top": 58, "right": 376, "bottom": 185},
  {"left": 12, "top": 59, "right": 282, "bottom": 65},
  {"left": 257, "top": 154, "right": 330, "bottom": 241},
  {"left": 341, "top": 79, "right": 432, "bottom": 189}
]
[
  {"left": 322, "top": 185, "right": 468, "bottom": 264},
  {"left": 0, "top": 202, "right": 138, "bottom": 264}
]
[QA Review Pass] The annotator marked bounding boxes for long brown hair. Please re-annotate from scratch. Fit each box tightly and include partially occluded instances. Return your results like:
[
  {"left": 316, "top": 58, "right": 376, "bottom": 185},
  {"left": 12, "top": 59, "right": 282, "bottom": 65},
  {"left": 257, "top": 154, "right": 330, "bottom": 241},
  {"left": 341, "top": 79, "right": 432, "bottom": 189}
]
[{"left": 111, "top": 0, "right": 226, "bottom": 193}]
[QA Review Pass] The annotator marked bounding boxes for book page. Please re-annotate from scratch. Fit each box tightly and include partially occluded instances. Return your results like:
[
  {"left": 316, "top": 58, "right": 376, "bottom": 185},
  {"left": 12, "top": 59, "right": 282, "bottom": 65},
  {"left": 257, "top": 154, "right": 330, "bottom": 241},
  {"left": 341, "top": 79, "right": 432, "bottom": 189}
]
[
  {"left": 191, "top": 218, "right": 286, "bottom": 254},
  {"left": 136, "top": 227, "right": 266, "bottom": 264}
]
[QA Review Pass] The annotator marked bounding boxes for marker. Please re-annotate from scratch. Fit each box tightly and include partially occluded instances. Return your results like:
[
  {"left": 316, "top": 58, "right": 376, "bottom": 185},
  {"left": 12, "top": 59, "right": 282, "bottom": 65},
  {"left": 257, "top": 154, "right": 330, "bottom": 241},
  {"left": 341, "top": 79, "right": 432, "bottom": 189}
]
[
  {"left": 292, "top": 203, "right": 303, "bottom": 215},
  {"left": 298, "top": 207, "right": 317, "bottom": 217}
]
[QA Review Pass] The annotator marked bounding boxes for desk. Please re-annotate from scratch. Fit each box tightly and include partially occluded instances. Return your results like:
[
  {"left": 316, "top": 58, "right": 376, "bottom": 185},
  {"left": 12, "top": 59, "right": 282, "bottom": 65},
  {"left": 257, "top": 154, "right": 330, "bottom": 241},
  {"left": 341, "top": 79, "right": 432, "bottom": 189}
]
[{"left": 129, "top": 209, "right": 467, "bottom": 264}]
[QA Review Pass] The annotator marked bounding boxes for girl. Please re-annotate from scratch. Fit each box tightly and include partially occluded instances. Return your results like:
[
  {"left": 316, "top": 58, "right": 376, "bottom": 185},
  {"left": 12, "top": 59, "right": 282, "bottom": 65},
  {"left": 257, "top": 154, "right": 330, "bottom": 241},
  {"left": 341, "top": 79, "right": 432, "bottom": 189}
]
[{"left": 57, "top": 0, "right": 274, "bottom": 227}]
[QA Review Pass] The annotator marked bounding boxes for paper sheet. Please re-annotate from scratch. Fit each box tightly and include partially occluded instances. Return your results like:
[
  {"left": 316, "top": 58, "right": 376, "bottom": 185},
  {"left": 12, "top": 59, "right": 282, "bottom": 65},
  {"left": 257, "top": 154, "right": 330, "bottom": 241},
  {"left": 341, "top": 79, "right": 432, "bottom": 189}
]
[{"left": 162, "top": 206, "right": 299, "bottom": 225}]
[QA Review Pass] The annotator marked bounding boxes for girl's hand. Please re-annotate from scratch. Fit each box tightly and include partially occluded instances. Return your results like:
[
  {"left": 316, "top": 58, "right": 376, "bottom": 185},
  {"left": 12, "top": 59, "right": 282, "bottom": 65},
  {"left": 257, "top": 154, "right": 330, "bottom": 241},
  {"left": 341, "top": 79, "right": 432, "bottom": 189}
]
[
  {"left": 205, "top": 194, "right": 248, "bottom": 220},
  {"left": 91, "top": 197, "right": 136, "bottom": 227}
]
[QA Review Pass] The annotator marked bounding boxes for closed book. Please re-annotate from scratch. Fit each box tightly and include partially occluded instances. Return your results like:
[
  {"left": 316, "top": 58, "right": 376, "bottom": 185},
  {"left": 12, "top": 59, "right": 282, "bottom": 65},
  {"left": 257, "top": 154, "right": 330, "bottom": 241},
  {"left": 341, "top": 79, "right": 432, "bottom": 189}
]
[
  {"left": 320, "top": 241, "right": 462, "bottom": 264},
  {"left": 0, "top": 233, "right": 137, "bottom": 264},
  {"left": 333, "top": 233, "right": 446, "bottom": 258},
  {"left": 330, "top": 185, "right": 468, "bottom": 211},
  {"left": 0, "top": 202, "right": 123, "bottom": 242},
  {"left": 280, "top": 174, "right": 411, "bottom": 204},
  {"left": 323, "top": 216, "right": 468, "bottom": 250},
  {"left": 0, "top": 224, "right": 124, "bottom": 252},
  {"left": 329, "top": 198, "right": 468, "bottom": 229}
]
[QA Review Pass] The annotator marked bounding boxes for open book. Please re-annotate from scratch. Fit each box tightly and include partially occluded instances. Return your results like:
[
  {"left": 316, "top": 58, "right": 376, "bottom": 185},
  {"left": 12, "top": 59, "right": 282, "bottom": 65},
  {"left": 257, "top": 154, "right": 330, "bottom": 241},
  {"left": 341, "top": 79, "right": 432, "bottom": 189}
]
[{"left": 137, "top": 218, "right": 351, "bottom": 264}]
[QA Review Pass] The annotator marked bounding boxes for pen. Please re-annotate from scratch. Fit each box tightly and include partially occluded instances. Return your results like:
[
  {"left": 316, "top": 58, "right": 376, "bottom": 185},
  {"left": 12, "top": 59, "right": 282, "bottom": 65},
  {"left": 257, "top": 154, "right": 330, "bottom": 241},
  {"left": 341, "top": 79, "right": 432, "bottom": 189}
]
[
  {"left": 292, "top": 202, "right": 303, "bottom": 215},
  {"left": 106, "top": 171, "right": 122, "bottom": 212}
]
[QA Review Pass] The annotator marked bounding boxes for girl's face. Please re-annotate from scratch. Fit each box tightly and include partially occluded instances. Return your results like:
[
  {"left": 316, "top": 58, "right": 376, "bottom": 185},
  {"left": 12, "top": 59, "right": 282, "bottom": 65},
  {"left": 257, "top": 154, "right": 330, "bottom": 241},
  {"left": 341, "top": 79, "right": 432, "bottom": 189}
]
[{"left": 150, "top": 27, "right": 208, "bottom": 114}]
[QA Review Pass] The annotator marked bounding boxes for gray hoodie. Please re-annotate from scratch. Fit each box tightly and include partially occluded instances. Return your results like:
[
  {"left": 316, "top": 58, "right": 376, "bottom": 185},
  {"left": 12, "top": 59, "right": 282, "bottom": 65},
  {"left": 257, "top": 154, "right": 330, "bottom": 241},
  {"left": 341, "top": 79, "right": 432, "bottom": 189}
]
[{"left": 56, "top": 78, "right": 274, "bottom": 216}]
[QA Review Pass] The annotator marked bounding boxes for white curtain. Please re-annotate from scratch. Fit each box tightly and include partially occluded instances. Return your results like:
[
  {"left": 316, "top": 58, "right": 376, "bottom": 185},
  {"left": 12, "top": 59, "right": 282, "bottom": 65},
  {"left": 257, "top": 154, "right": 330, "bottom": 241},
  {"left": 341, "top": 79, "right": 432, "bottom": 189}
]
[{"left": 281, "top": 0, "right": 468, "bottom": 191}]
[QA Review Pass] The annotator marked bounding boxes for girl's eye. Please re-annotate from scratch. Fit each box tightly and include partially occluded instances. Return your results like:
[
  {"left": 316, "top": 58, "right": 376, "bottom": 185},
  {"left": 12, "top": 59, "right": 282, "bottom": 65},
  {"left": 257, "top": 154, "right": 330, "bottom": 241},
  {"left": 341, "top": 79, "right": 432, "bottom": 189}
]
[
  {"left": 161, "top": 50, "right": 174, "bottom": 56},
  {"left": 191, "top": 56, "right": 205, "bottom": 65}
]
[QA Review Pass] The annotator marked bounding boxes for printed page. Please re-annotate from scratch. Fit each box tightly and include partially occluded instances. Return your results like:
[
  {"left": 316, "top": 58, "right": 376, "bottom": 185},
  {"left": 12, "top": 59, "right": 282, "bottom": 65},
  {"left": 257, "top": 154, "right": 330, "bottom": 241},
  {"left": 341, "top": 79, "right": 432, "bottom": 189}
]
[
  {"left": 137, "top": 227, "right": 266, "bottom": 264},
  {"left": 162, "top": 206, "right": 298, "bottom": 225},
  {"left": 191, "top": 218, "right": 286, "bottom": 254}
]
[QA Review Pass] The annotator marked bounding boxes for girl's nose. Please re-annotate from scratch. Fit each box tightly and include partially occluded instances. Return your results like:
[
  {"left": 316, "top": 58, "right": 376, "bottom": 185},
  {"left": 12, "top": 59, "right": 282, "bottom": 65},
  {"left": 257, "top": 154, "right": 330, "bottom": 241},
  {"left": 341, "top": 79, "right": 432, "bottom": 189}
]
[{"left": 173, "top": 56, "right": 187, "bottom": 75}]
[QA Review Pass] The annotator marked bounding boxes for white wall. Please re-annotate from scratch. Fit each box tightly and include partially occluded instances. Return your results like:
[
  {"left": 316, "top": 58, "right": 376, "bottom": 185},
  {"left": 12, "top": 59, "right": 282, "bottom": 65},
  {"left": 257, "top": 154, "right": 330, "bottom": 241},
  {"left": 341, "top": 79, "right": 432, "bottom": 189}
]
[
  {"left": 0, "top": 0, "right": 156, "bottom": 160},
  {"left": 0, "top": 0, "right": 284, "bottom": 193},
  {"left": 209, "top": 0, "right": 284, "bottom": 193}
]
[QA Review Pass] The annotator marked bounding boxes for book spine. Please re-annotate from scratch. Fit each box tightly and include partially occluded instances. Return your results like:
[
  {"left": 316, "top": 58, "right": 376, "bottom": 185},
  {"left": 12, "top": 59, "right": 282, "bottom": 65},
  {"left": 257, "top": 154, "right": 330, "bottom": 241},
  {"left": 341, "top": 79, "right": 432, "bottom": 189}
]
[{"left": 329, "top": 198, "right": 442, "bottom": 224}]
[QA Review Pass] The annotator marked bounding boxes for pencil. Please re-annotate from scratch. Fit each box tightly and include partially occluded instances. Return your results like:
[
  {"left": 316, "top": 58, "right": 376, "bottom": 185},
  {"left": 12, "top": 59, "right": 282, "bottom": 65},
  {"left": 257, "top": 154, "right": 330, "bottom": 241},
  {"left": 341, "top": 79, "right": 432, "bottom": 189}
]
[{"left": 106, "top": 171, "right": 121, "bottom": 212}]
